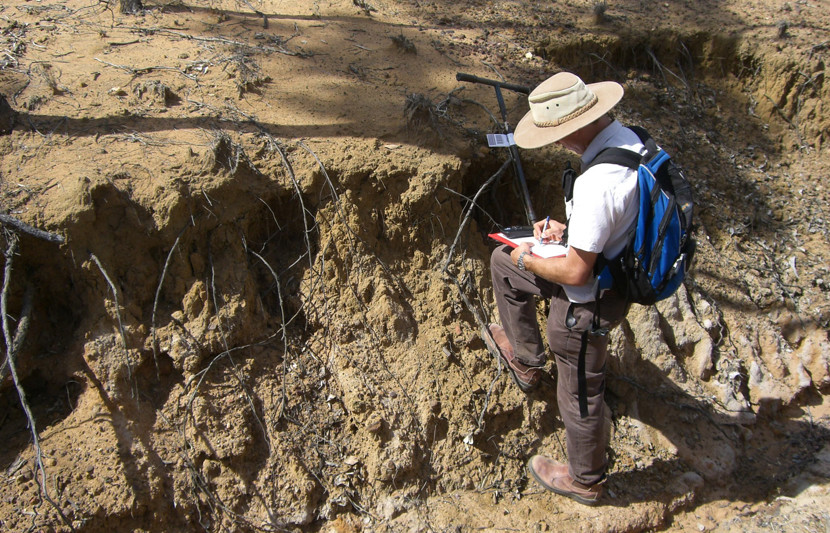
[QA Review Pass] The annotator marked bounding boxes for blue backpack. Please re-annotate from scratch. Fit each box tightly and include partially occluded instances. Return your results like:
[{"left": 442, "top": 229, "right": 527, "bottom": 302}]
[{"left": 571, "top": 126, "right": 695, "bottom": 305}]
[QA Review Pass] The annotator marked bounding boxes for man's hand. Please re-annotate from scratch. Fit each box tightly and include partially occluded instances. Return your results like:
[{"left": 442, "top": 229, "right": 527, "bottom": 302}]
[
  {"left": 510, "top": 239, "right": 597, "bottom": 286},
  {"left": 533, "top": 218, "right": 566, "bottom": 243},
  {"left": 510, "top": 242, "right": 533, "bottom": 268}
]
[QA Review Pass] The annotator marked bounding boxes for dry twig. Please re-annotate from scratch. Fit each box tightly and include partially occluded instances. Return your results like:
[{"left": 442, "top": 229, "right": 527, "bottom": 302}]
[
  {"left": 0, "top": 213, "right": 64, "bottom": 243},
  {"left": 442, "top": 158, "right": 511, "bottom": 272},
  {"left": 151, "top": 224, "right": 189, "bottom": 379},
  {"left": 249, "top": 249, "right": 289, "bottom": 420},
  {"left": 443, "top": 269, "right": 502, "bottom": 442},
  {"left": 89, "top": 252, "right": 136, "bottom": 398},
  {"left": 2, "top": 233, "right": 74, "bottom": 530},
  {"left": 646, "top": 47, "right": 690, "bottom": 93},
  {"left": 93, "top": 57, "right": 198, "bottom": 80}
]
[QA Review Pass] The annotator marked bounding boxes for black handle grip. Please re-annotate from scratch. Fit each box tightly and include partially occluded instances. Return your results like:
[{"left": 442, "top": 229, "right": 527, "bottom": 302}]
[{"left": 455, "top": 72, "right": 530, "bottom": 95}]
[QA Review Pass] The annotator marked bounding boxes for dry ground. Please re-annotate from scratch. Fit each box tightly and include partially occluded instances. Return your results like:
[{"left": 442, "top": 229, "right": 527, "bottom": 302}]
[{"left": 1, "top": 0, "right": 829, "bottom": 531}]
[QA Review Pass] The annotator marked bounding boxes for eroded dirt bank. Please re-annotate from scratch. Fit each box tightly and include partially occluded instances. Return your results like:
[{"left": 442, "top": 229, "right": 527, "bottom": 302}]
[{"left": 0, "top": 0, "right": 829, "bottom": 531}]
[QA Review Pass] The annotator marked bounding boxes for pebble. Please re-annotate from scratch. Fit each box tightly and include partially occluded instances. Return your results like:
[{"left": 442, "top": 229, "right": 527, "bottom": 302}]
[{"left": 366, "top": 416, "right": 383, "bottom": 433}]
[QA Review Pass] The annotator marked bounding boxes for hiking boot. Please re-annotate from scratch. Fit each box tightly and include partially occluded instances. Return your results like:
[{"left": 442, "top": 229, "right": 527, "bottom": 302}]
[
  {"left": 488, "top": 324, "right": 542, "bottom": 392},
  {"left": 527, "top": 455, "right": 604, "bottom": 506}
]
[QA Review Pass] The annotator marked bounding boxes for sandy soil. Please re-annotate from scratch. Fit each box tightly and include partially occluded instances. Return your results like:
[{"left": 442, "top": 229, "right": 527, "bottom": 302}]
[{"left": 0, "top": 0, "right": 829, "bottom": 531}]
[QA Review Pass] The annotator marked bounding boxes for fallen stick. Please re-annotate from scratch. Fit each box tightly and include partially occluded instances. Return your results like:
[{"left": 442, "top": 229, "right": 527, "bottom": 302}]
[
  {"left": 443, "top": 268, "right": 501, "bottom": 441},
  {"left": 93, "top": 57, "right": 198, "bottom": 80},
  {"left": 441, "top": 157, "right": 510, "bottom": 272},
  {"left": 0, "top": 213, "right": 64, "bottom": 243},
  {"left": 2, "top": 235, "right": 74, "bottom": 530},
  {"left": 150, "top": 224, "right": 190, "bottom": 379},
  {"left": 249, "top": 249, "right": 289, "bottom": 420},
  {"left": 89, "top": 253, "right": 135, "bottom": 398}
]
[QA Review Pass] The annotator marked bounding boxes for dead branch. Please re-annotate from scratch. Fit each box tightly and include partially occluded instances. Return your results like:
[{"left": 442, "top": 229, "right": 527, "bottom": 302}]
[
  {"left": 207, "top": 250, "right": 270, "bottom": 444},
  {"left": 440, "top": 187, "right": 500, "bottom": 230},
  {"left": 93, "top": 57, "right": 198, "bottom": 81},
  {"left": 249, "top": 250, "right": 289, "bottom": 420},
  {"left": 151, "top": 223, "right": 190, "bottom": 379},
  {"left": 0, "top": 213, "right": 64, "bottom": 243},
  {"left": 439, "top": 156, "right": 515, "bottom": 439},
  {"left": 437, "top": 91, "right": 501, "bottom": 130},
  {"left": 89, "top": 252, "right": 135, "bottom": 398},
  {"left": 441, "top": 157, "right": 511, "bottom": 272},
  {"left": 479, "top": 61, "right": 505, "bottom": 82},
  {"left": 267, "top": 139, "right": 317, "bottom": 267},
  {"left": 237, "top": 0, "right": 269, "bottom": 28},
  {"left": 2, "top": 234, "right": 74, "bottom": 530},
  {"left": 123, "top": 27, "right": 310, "bottom": 58},
  {"left": 442, "top": 268, "right": 502, "bottom": 442},
  {"left": 646, "top": 48, "right": 690, "bottom": 93},
  {"left": 587, "top": 52, "right": 623, "bottom": 79}
]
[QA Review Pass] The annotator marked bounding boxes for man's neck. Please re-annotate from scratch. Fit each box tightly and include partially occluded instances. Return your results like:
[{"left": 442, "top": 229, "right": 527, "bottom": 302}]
[
  {"left": 578, "top": 116, "right": 614, "bottom": 152},
  {"left": 560, "top": 115, "right": 613, "bottom": 155}
]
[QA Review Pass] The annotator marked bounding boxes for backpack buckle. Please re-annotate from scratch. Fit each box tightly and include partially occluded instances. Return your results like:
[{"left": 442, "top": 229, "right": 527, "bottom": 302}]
[
  {"left": 590, "top": 326, "right": 609, "bottom": 337},
  {"left": 665, "top": 253, "right": 686, "bottom": 279}
]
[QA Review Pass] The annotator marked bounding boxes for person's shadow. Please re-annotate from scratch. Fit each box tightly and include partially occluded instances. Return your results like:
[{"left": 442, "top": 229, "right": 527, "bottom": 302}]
[{"left": 598, "top": 351, "right": 830, "bottom": 509}]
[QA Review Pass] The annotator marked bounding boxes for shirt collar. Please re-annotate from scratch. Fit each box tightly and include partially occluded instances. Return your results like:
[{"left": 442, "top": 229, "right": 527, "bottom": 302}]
[{"left": 580, "top": 119, "right": 624, "bottom": 167}]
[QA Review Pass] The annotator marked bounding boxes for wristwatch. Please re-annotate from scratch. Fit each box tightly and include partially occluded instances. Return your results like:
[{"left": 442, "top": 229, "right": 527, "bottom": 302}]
[{"left": 517, "top": 251, "right": 530, "bottom": 271}]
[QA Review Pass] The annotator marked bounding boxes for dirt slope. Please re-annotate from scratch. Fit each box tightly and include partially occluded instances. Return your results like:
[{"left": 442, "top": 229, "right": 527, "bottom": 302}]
[{"left": 1, "top": 0, "right": 829, "bottom": 531}]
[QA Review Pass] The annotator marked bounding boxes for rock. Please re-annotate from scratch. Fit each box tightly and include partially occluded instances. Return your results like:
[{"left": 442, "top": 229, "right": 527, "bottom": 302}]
[
  {"left": 377, "top": 495, "right": 405, "bottom": 520},
  {"left": 678, "top": 471, "right": 705, "bottom": 491},
  {"left": 366, "top": 413, "right": 383, "bottom": 433}
]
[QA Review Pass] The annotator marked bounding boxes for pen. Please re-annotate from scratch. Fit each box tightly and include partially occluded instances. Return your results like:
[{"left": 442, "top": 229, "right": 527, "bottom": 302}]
[{"left": 540, "top": 216, "right": 550, "bottom": 244}]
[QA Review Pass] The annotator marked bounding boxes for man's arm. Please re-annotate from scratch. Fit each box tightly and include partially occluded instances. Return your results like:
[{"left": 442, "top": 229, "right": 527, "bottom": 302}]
[{"left": 510, "top": 242, "right": 597, "bottom": 286}]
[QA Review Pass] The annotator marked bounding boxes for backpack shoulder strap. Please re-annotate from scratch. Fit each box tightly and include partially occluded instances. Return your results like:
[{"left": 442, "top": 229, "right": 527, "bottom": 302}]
[
  {"left": 585, "top": 124, "right": 664, "bottom": 171},
  {"left": 584, "top": 147, "right": 642, "bottom": 172},
  {"left": 627, "top": 125, "right": 661, "bottom": 161}
]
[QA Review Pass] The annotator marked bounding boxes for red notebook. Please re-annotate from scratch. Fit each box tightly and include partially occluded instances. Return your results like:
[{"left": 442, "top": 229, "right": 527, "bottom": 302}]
[{"left": 488, "top": 232, "right": 568, "bottom": 258}]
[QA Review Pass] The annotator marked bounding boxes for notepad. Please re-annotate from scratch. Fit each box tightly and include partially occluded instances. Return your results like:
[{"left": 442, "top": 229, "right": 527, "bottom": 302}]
[{"left": 488, "top": 232, "right": 568, "bottom": 259}]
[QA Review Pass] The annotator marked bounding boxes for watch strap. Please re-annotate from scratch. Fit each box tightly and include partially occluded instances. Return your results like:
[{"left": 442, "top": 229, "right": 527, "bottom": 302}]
[{"left": 517, "top": 251, "right": 530, "bottom": 271}]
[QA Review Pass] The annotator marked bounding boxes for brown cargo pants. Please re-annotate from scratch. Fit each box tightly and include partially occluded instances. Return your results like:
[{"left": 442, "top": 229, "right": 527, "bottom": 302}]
[{"left": 490, "top": 245, "right": 629, "bottom": 486}]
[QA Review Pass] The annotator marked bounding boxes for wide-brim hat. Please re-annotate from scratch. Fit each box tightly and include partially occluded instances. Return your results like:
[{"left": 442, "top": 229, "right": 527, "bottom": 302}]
[{"left": 513, "top": 72, "right": 624, "bottom": 149}]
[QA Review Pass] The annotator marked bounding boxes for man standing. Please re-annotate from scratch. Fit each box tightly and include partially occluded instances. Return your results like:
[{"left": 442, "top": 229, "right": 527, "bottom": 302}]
[{"left": 489, "top": 72, "right": 643, "bottom": 505}]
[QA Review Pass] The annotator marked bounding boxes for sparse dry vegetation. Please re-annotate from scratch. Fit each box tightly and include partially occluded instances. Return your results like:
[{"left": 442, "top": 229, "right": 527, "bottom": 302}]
[
  {"left": 0, "top": 0, "right": 829, "bottom": 531},
  {"left": 391, "top": 33, "right": 417, "bottom": 54}
]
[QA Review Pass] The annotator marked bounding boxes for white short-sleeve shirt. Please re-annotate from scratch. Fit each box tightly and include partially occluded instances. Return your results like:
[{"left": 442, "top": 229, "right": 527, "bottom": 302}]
[{"left": 562, "top": 120, "right": 645, "bottom": 303}]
